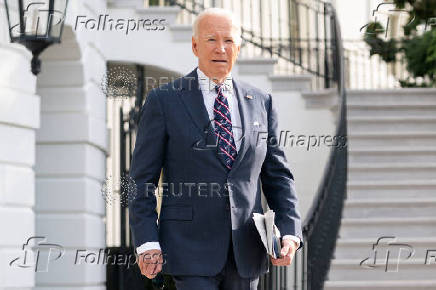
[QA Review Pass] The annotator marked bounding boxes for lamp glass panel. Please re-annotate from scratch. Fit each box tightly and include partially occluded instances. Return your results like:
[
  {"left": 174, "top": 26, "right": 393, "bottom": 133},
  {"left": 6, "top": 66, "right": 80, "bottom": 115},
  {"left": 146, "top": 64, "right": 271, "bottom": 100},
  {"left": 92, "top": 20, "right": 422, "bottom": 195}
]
[
  {"left": 5, "top": 0, "right": 67, "bottom": 40},
  {"left": 49, "top": 0, "right": 68, "bottom": 39}
]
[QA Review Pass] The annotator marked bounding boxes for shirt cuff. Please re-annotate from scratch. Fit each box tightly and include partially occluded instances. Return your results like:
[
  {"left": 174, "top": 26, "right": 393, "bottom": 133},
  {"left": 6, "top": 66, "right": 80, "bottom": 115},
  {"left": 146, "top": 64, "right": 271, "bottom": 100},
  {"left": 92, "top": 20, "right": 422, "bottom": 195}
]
[
  {"left": 136, "top": 242, "right": 161, "bottom": 255},
  {"left": 282, "top": 235, "right": 301, "bottom": 248}
]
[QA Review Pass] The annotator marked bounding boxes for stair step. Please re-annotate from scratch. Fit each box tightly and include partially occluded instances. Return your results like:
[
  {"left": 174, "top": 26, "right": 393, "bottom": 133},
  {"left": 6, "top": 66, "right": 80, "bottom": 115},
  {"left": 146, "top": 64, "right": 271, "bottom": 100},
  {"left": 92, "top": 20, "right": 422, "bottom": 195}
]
[
  {"left": 348, "top": 132, "right": 436, "bottom": 149},
  {"left": 301, "top": 88, "right": 337, "bottom": 109},
  {"left": 347, "top": 103, "right": 436, "bottom": 118},
  {"left": 170, "top": 24, "right": 193, "bottom": 42},
  {"left": 332, "top": 90, "right": 436, "bottom": 288},
  {"left": 348, "top": 179, "right": 436, "bottom": 199},
  {"left": 348, "top": 179, "right": 436, "bottom": 188},
  {"left": 136, "top": 6, "right": 181, "bottom": 25},
  {"left": 236, "top": 58, "right": 277, "bottom": 75},
  {"left": 328, "top": 259, "right": 436, "bottom": 281},
  {"left": 325, "top": 280, "right": 436, "bottom": 289},
  {"left": 347, "top": 89, "right": 436, "bottom": 106},
  {"left": 343, "top": 198, "right": 436, "bottom": 218},
  {"left": 348, "top": 116, "right": 436, "bottom": 133},
  {"left": 270, "top": 74, "right": 313, "bottom": 92},
  {"left": 339, "top": 217, "right": 436, "bottom": 239},
  {"left": 334, "top": 237, "right": 436, "bottom": 260},
  {"left": 348, "top": 162, "right": 436, "bottom": 181},
  {"left": 349, "top": 147, "right": 436, "bottom": 163},
  {"left": 349, "top": 116, "right": 436, "bottom": 121}
]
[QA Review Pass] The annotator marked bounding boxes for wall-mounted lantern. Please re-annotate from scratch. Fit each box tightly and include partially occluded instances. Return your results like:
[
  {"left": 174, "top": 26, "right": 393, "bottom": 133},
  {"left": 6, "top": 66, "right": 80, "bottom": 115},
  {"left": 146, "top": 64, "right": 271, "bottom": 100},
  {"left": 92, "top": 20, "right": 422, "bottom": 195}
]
[{"left": 4, "top": 0, "right": 69, "bottom": 75}]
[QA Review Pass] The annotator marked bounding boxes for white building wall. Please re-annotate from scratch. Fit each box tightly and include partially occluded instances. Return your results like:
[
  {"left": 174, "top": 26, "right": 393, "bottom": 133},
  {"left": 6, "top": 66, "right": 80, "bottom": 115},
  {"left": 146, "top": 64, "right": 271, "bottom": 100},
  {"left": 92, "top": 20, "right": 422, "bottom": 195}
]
[
  {"left": 33, "top": 1, "right": 108, "bottom": 289},
  {"left": 0, "top": 2, "right": 38, "bottom": 289},
  {"left": 273, "top": 91, "right": 336, "bottom": 220}
]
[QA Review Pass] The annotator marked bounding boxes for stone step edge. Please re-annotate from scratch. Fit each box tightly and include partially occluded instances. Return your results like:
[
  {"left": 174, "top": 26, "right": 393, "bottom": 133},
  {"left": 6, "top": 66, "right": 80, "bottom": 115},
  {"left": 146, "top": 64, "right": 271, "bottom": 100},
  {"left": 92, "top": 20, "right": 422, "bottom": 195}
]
[
  {"left": 349, "top": 147, "right": 436, "bottom": 153},
  {"left": 344, "top": 198, "right": 436, "bottom": 207},
  {"left": 348, "top": 116, "right": 436, "bottom": 122},
  {"left": 347, "top": 88, "right": 436, "bottom": 95},
  {"left": 330, "top": 259, "right": 436, "bottom": 267},
  {"left": 341, "top": 217, "right": 436, "bottom": 225},
  {"left": 349, "top": 162, "right": 436, "bottom": 169},
  {"left": 349, "top": 132, "right": 436, "bottom": 137},
  {"left": 348, "top": 103, "right": 436, "bottom": 108},
  {"left": 336, "top": 237, "right": 436, "bottom": 246},
  {"left": 348, "top": 179, "right": 436, "bottom": 187},
  {"left": 324, "top": 280, "right": 436, "bottom": 287}
]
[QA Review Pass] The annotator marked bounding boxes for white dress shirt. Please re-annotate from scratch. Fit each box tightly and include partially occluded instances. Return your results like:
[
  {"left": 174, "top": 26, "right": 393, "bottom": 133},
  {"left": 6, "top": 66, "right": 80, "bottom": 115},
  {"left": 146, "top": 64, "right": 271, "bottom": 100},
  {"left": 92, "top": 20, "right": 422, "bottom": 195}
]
[
  {"left": 136, "top": 68, "right": 300, "bottom": 255},
  {"left": 196, "top": 68, "right": 243, "bottom": 152}
]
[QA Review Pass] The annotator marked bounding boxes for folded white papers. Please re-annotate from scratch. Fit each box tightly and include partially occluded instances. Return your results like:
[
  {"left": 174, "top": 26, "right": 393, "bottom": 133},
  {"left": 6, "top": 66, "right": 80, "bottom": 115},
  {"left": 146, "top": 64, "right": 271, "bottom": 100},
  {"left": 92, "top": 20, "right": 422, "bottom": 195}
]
[{"left": 252, "top": 209, "right": 282, "bottom": 258}]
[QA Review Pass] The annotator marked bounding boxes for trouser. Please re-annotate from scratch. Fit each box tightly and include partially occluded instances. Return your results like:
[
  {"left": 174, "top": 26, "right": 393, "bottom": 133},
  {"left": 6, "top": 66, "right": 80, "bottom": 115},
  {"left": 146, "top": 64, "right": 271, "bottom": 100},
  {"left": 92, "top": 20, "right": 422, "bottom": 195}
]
[{"left": 172, "top": 238, "right": 260, "bottom": 290}]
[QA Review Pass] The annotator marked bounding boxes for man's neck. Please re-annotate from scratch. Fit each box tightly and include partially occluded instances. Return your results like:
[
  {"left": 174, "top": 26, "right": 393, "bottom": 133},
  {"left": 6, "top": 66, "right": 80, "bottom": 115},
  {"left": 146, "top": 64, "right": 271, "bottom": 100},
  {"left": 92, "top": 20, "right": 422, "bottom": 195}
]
[
  {"left": 197, "top": 67, "right": 233, "bottom": 92},
  {"left": 197, "top": 67, "right": 231, "bottom": 85}
]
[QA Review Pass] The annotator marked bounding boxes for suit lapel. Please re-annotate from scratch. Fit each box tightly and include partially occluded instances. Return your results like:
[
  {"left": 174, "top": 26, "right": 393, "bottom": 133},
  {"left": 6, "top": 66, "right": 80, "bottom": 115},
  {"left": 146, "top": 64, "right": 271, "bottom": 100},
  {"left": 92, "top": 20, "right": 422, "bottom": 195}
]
[
  {"left": 229, "top": 78, "right": 252, "bottom": 175},
  {"left": 177, "top": 68, "right": 218, "bottom": 149},
  {"left": 177, "top": 69, "right": 252, "bottom": 172}
]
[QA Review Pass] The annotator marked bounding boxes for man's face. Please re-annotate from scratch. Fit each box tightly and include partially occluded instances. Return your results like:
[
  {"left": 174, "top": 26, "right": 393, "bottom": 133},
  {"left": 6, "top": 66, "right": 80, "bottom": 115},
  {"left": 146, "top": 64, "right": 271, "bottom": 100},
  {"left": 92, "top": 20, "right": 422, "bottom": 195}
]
[{"left": 192, "top": 14, "right": 241, "bottom": 83}]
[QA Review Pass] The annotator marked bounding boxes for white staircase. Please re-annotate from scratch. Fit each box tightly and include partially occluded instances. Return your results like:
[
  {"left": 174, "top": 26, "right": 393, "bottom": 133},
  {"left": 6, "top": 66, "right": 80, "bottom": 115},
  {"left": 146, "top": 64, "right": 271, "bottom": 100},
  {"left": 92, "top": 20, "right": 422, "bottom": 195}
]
[{"left": 325, "top": 88, "right": 436, "bottom": 289}]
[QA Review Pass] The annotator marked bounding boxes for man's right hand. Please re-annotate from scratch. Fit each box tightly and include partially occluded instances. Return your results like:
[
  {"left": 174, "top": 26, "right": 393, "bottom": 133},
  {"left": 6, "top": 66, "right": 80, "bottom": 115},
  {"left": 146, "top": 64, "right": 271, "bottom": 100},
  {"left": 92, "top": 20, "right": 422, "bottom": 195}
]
[{"left": 137, "top": 249, "right": 163, "bottom": 279}]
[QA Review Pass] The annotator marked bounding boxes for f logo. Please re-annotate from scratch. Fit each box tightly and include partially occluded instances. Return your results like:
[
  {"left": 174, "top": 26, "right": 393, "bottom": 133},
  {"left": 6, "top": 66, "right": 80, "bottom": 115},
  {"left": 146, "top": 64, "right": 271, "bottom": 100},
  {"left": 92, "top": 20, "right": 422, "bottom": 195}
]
[
  {"left": 9, "top": 1, "right": 67, "bottom": 39},
  {"left": 9, "top": 236, "right": 64, "bottom": 272},
  {"left": 360, "top": 236, "right": 414, "bottom": 272}
]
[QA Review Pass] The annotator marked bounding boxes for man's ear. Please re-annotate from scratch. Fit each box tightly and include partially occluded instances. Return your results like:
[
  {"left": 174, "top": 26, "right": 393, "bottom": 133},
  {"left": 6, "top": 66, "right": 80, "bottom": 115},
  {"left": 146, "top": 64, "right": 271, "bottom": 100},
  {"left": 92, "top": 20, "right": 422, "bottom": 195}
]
[
  {"left": 235, "top": 44, "right": 241, "bottom": 57},
  {"left": 192, "top": 36, "right": 198, "bottom": 57}
]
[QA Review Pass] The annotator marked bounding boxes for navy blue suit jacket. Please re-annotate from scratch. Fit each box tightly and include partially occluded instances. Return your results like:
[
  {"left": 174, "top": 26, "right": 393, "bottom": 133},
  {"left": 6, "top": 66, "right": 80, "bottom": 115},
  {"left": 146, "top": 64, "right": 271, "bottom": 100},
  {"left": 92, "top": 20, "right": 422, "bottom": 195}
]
[{"left": 128, "top": 68, "right": 303, "bottom": 278}]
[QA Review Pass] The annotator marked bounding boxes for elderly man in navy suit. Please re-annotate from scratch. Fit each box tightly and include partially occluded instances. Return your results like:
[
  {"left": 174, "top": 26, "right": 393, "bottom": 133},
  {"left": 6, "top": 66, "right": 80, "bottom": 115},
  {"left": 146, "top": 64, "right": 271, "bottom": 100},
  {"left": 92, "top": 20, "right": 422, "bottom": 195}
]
[{"left": 128, "top": 7, "right": 303, "bottom": 290}]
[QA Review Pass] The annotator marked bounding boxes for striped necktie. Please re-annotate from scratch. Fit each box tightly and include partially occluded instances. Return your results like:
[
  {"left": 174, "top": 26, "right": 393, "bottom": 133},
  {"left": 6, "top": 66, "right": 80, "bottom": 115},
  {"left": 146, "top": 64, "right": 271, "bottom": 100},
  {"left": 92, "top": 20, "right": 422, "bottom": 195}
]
[{"left": 213, "top": 84, "right": 238, "bottom": 170}]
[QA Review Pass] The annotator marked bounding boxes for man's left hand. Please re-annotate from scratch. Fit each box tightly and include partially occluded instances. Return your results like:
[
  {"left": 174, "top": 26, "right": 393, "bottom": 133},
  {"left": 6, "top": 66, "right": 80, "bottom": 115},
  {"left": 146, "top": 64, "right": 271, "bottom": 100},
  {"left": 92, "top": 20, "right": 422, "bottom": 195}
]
[{"left": 270, "top": 238, "right": 299, "bottom": 266}]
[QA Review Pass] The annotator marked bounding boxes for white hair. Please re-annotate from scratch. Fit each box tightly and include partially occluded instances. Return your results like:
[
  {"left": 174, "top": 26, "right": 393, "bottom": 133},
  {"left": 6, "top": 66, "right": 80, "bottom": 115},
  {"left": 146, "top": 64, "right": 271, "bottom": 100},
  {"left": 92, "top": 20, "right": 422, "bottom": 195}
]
[{"left": 192, "top": 8, "right": 242, "bottom": 45}]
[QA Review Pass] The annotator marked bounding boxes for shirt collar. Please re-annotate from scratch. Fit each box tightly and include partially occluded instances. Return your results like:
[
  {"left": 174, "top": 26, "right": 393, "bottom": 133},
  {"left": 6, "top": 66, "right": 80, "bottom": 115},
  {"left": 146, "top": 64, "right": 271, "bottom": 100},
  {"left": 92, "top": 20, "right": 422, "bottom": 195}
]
[{"left": 197, "top": 67, "right": 233, "bottom": 93}]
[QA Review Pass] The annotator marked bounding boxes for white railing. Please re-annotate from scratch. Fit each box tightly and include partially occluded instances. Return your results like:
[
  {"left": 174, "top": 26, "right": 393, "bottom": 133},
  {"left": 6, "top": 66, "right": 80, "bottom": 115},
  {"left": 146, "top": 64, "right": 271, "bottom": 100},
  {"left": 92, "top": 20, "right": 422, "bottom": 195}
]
[{"left": 343, "top": 40, "right": 417, "bottom": 89}]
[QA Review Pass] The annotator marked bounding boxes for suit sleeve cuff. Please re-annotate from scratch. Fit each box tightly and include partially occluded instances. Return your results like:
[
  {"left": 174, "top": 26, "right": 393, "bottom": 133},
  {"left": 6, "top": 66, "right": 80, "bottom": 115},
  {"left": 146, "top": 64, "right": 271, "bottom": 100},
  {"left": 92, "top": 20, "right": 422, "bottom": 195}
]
[
  {"left": 136, "top": 241, "right": 161, "bottom": 255},
  {"left": 282, "top": 235, "right": 301, "bottom": 248}
]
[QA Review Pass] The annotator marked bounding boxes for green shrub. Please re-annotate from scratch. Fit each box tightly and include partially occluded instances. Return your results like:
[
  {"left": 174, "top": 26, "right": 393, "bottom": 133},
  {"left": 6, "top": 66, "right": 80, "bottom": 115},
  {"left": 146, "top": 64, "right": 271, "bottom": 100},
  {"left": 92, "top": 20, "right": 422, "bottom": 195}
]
[{"left": 363, "top": 0, "right": 436, "bottom": 87}]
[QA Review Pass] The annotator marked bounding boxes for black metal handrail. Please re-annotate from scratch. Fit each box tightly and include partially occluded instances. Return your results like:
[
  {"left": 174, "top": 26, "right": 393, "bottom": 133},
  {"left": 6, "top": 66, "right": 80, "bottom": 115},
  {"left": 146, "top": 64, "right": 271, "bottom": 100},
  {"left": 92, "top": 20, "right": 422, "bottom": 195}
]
[{"left": 301, "top": 5, "right": 348, "bottom": 290}]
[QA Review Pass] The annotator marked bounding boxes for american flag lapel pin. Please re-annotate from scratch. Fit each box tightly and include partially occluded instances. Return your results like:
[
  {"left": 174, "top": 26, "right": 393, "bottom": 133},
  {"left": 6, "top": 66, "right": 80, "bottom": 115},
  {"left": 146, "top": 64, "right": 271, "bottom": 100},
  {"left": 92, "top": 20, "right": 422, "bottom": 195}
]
[{"left": 245, "top": 94, "right": 253, "bottom": 99}]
